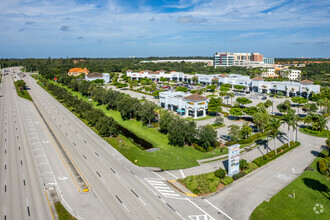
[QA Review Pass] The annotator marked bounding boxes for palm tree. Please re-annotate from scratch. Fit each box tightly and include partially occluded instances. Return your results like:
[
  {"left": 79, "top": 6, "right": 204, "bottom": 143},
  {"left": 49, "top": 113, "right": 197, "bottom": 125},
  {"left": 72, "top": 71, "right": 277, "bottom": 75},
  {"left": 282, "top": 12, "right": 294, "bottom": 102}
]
[
  {"left": 283, "top": 109, "right": 295, "bottom": 148},
  {"left": 290, "top": 88, "right": 295, "bottom": 97},
  {"left": 228, "top": 93, "right": 235, "bottom": 106},
  {"left": 270, "top": 118, "right": 283, "bottom": 154}
]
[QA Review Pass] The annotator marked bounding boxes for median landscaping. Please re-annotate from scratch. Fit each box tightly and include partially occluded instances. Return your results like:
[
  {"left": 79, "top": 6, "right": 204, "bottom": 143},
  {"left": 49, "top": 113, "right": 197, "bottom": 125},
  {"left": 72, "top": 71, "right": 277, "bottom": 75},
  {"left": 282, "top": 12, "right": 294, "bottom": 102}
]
[
  {"left": 55, "top": 201, "right": 76, "bottom": 220},
  {"left": 178, "top": 141, "right": 301, "bottom": 196},
  {"left": 14, "top": 79, "right": 33, "bottom": 101}
]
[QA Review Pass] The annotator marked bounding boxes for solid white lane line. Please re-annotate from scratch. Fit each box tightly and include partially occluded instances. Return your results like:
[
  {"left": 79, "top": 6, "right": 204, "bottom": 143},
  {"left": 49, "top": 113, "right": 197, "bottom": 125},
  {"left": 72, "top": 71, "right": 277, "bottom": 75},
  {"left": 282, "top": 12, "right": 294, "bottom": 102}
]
[
  {"left": 122, "top": 204, "right": 130, "bottom": 212},
  {"left": 180, "top": 169, "right": 185, "bottom": 178},
  {"left": 204, "top": 199, "right": 233, "bottom": 220},
  {"left": 151, "top": 171, "right": 165, "bottom": 180},
  {"left": 186, "top": 198, "right": 215, "bottom": 220},
  {"left": 165, "top": 171, "right": 178, "bottom": 179},
  {"left": 139, "top": 198, "right": 147, "bottom": 206}
]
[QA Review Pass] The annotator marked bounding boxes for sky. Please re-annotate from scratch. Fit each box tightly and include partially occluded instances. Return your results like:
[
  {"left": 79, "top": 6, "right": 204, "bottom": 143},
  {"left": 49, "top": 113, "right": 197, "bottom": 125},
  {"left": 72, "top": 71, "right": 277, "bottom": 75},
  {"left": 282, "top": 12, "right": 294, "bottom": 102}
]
[{"left": 0, "top": 0, "right": 329, "bottom": 58}]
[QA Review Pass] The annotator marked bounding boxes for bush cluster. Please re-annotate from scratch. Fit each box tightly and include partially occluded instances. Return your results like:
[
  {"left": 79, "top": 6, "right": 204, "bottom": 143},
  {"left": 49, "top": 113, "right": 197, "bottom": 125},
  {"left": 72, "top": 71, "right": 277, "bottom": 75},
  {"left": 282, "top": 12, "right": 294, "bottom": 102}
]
[
  {"left": 225, "top": 131, "right": 271, "bottom": 146},
  {"left": 318, "top": 158, "right": 330, "bottom": 176},
  {"left": 253, "top": 141, "right": 300, "bottom": 167},
  {"left": 182, "top": 173, "right": 220, "bottom": 195},
  {"left": 232, "top": 172, "right": 246, "bottom": 180}
]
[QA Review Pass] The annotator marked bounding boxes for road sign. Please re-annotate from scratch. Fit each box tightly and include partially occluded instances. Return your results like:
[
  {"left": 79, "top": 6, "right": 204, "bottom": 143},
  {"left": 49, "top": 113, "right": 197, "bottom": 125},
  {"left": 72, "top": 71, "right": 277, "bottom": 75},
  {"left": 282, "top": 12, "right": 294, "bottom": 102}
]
[{"left": 228, "top": 144, "right": 240, "bottom": 177}]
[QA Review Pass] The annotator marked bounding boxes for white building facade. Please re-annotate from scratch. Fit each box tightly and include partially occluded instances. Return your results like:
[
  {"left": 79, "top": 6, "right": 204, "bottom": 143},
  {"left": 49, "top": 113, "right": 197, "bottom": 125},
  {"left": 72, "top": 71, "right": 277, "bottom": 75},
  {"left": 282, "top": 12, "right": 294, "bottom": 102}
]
[
  {"left": 159, "top": 91, "right": 209, "bottom": 118},
  {"left": 126, "top": 70, "right": 320, "bottom": 97}
]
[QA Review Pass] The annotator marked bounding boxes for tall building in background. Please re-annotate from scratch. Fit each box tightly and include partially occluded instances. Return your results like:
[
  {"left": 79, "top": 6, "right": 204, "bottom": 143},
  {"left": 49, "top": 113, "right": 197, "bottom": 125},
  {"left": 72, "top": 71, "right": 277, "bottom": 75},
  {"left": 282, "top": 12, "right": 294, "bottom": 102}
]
[{"left": 214, "top": 52, "right": 274, "bottom": 67}]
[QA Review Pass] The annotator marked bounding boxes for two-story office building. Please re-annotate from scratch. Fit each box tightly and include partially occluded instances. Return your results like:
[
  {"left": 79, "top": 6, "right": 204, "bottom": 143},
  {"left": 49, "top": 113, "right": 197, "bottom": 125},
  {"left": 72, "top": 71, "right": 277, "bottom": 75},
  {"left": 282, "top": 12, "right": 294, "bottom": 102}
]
[{"left": 159, "top": 91, "right": 209, "bottom": 118}]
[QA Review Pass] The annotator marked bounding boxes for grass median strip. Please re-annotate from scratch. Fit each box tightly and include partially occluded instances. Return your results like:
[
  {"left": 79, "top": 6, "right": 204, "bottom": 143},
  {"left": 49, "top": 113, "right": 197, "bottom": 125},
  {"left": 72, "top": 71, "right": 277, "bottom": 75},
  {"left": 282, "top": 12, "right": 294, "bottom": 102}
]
[
  {"left": 55, "top": 202, "right": 76, "bottom": 220},
  {"left": 14, "top": 81, "right": 33, "bottom": 101}
]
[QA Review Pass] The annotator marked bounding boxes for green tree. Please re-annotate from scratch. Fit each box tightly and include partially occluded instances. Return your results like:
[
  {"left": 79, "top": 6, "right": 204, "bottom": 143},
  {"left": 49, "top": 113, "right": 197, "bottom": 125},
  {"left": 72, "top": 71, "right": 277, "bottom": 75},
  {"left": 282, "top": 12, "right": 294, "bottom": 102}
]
[
  {"left": 197, "top": 125, "right": 217, "bottom": 150},
  {"left": 95, "top": 116, "right": 118, "bottom": 137},
  {"left": 228, "top": 125, "right": 240, "bottom": 141},
  {"left": 277, "top": 100, "right": 292, "bottom": 113},
  {"left": 159, "top": 111, "right": 175, "bottom": 133},
  {"left": 291, "top": 97, "right": 308, "bottom": 114},
  {"left": 168, "top": 117, "right": 186, "bottom": 147},
  {"left": 139, "top": 101, "right": 156, "bottom": 125},
  {"left": 236, "top": 97, "right": 252, "bottom": 107},
  {"left": 240, "top": 123, "right": 252, "bottom": 139},
  {"left": 270, "top": 118, "right": 283, "bottom": 154},
  {"left": 229, "top": 108, "right": 243, "bottom": 117},
  {"left": 207, "top": 98, "right": 221, "bottom": 116},
  {"left": 214, "top": 116, "right": 224, "bottom": 126},
  {"left": 303, "top": 113, "right": 329, "bottom": 131},
  {"left": 228, "top": 93, "right": 235, "bottom": 106},
  {"left": 16, "top": 80, "right": 26, "bottom": 90},
  {"left": 283, "top": 109, "right": 296, "bottom": 148}
]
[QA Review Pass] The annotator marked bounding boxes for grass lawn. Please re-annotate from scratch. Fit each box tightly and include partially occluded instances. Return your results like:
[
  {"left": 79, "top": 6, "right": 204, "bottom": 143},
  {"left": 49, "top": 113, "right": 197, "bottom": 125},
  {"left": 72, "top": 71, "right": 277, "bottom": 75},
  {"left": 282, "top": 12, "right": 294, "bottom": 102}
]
[
  {"left": 300, "top": 127, "right": 330, "bottom": 138},
  {"left": 250, "top": 151, "right": 330, "bottom": 220},
  {"left": 45, "top": 81, "right": 227, "bottom": 170},
  {"left": 186, "top": 115, "right": 215, "bottom": 121},
  {"left": 14, "top": 82, "right": 33, "bottom": 101},
  {"left": 55, "top": 202, "right": 76, "bottom": 220}
]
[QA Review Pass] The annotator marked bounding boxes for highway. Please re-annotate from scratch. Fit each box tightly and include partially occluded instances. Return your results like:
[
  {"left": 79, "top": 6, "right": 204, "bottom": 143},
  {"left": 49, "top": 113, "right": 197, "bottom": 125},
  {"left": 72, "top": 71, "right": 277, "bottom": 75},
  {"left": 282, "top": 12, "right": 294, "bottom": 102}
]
[
  {"left": 0, "top": 68, "right": 52, "bottom": 220},
  {"left": 24, "top": 69, "right": 220, "bottom": 219}
]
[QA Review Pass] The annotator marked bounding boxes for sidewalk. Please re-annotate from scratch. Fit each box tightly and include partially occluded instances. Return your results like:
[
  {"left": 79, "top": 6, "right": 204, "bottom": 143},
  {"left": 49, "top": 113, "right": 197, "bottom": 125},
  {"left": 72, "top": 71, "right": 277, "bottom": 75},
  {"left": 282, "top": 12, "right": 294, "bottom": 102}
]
[{"left": 164, "top": 125, "right": 292, "bottom": 179}]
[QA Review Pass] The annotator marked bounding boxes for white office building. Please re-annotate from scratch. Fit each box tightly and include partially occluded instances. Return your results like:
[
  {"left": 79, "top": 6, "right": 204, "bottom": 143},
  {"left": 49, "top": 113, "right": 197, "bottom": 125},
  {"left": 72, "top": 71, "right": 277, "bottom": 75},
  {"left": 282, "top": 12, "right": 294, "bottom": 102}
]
[{"left": 159, "top": 91, "right": 209, "bottom": 118}]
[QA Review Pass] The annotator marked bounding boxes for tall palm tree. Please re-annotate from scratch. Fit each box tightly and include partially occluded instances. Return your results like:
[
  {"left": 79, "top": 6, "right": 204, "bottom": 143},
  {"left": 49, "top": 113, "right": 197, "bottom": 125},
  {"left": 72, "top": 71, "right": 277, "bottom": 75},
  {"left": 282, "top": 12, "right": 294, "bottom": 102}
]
[
  {"left": 283, "top": 109, "right": 295, "bottom": 148},
  {"left": 229, "top": 93, "right": 235, "bottom": 106},
  {"left": 270, "top": 118, "right": 283, "bottom": 154}
]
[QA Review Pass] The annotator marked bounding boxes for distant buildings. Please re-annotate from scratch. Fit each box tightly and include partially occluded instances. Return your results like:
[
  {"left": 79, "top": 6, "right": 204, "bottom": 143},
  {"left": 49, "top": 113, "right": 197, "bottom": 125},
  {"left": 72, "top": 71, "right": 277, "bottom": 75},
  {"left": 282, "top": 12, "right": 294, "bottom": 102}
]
[
  {"left": 261, "top": 68, "right": 301, "bottom": 80},
  {"left": 140, "top": 60, "right": 213, "bottom": 66},
  {"left": 214, "top": 52, "right": 274, "bottom": 68},
  {"left": 126, "top": 70, "right": 320, "bottom": 97},
  {"left": 85, "top": 72, "right": 110, "bottom": 83},
  {"left": 159, "top": 91, "right": 209, "bottom": 118},
  {"left": 68, "top": 68, "right": 89, "bottom": 76}
]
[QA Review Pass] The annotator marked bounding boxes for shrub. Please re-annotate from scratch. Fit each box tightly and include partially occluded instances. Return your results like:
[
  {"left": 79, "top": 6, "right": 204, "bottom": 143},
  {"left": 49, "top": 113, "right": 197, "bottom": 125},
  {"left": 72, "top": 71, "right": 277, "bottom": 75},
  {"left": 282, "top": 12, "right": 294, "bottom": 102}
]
[
  {"left": 214, "top": 168, "right": 226, "bottom": 179},
  {"left": 318, "top": 158, "right": 330, "bottom": 176},
  {"left": 232, "top": 172, "right": 246, "bottom": 180},
  {"left": 240, "top": 159, "right": 248, "bottom": 171},
  {"left": 262, "top": 155, "right": 269, "bottom": 160},
  {"left": 268, "top": 150, "right": 276, "bottom": 158},
  {"left": 220, "top": 176, "right": 234, "bottom": 185},
  {"left": 245, "top": 162, "right": 258, "bottom": 174},
  {"left": 276, "top": 147, "right": 282, "bottom": 153}
]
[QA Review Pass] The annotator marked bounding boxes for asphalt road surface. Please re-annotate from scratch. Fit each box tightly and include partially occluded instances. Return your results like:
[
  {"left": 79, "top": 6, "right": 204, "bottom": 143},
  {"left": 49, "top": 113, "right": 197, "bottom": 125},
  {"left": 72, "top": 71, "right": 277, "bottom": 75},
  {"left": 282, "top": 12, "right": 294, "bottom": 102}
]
[
  {"left": 24, "top": 70, "right": 224, "bottom": 219},
  {"left": 0, "top": 69, "right": 52, "bottom": 220}
]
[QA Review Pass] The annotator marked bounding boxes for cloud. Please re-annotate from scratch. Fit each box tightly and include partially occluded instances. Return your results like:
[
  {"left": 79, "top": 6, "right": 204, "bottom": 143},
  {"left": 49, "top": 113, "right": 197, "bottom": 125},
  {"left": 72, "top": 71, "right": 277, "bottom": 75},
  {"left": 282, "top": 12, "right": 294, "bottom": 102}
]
[
  {"left": 231, "top": 32, "right": 267, "bottom": 42},
  {"left": 149, "top": 17, "right": 155, "bottom": 22},
  {"left": 176, "top": 15, "right": 207, "bottom": 24},
  {"left": 25, "top": 21, "right": 35, "bottom": 25},
  {"left": 77, "top": 36, "right": 83, "bottom": 40},
  {"left": 138, "top": 35, "right": 146, "bottom": 39},
  {"left": 19, "top": 28, "right": 25, "bottom": 32},
  {"left": 60, "top": 25, "right": 72, "bottom": 32},
  {"left": 171, "top": 35, "right": 182, "bottom": 40}
]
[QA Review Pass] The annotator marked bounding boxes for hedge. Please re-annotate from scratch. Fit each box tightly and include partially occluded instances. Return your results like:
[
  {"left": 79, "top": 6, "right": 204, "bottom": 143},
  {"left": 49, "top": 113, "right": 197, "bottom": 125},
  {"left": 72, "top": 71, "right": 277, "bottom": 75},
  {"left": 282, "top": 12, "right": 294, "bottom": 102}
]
[
  {"left": 220, "top": 176, "right": 234, "bottom": 186},
  {"left": 225, "top": 131, "right": 272, "bottom": 146},
  {"left": 232, "top": 171, "right": 246, "bottom": 180},
  {"left": 252, "top": 141, "right": 301, "bottom": 167}
]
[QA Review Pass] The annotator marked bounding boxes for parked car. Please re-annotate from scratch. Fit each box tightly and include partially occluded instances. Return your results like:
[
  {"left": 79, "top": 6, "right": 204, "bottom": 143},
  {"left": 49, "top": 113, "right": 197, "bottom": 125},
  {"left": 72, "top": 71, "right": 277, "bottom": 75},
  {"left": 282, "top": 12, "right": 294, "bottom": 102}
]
[
  {"left": 220, "top": 135, "right": 231, "bottom": 141},
  {"left": 261, "top": 96, "right": 267, "bottom": 100}
]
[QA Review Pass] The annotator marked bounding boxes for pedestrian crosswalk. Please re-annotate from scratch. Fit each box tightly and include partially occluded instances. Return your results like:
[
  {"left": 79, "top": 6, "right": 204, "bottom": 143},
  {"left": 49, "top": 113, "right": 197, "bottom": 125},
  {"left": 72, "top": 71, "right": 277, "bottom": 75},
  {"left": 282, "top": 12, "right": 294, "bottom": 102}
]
[{"left": 145, "top": 178, "right": 185, "bottom": 200}]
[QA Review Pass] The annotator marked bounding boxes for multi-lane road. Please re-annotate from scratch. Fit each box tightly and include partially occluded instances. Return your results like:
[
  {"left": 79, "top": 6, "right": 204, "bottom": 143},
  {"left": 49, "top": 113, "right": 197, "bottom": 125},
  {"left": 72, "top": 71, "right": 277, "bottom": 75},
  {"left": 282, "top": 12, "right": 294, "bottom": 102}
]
[
  {"left": 21, "top": 67, "right": 227, "bottom": 219},
  {"left": 1, "top": 67, "right": 325, "bottom": 220},
  {"left": 0, "top": 69, "right": 53, "bottom": 220}
]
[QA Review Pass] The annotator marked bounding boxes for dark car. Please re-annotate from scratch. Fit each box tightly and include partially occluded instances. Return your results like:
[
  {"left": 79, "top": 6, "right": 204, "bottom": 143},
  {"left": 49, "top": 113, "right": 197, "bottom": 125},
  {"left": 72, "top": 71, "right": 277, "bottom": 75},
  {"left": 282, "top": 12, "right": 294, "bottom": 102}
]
[
  {"left": 220, "top": 135, "right": 231, "bottom": 141},
  {"left": 261, "top": 96, "right": 267, "bottom": 100}
]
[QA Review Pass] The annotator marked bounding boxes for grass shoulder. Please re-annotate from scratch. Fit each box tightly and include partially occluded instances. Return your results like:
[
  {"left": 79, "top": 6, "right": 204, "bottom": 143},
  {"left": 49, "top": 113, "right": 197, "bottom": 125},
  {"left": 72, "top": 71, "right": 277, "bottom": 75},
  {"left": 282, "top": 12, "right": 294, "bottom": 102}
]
[
  {"left": 54, "top": 201, "right": 76, "bottom": 220},
  {"left": 250, "top": 150, "right": 330, "bottom": 220}
]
